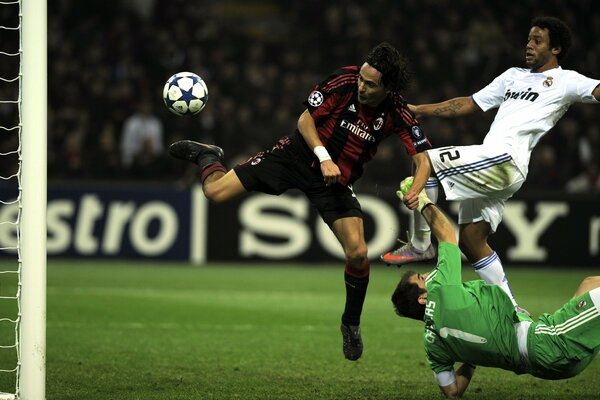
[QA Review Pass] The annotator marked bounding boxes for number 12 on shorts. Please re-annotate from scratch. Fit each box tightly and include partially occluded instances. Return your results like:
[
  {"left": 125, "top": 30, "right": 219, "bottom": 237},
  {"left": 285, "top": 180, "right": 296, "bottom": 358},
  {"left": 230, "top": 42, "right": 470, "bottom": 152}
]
[{"left": 439, "top": 149, "right": 461, "bottom": 163}]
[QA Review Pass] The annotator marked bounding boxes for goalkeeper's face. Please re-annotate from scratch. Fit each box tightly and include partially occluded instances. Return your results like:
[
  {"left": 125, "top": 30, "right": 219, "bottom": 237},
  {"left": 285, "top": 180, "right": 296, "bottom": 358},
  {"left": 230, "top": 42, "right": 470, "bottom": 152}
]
[
  {"left": 409, "top": 272, "right": 428, "bottom": 290},
  {"left": 357, "top": 63, "right": 388, "bottom": 107}
]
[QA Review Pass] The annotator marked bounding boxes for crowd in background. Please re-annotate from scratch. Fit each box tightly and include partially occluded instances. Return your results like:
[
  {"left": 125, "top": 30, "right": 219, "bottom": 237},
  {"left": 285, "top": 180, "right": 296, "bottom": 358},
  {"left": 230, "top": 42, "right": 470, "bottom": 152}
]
[{"left": 2, "top": 0, "right": 599, "bottom": 193}]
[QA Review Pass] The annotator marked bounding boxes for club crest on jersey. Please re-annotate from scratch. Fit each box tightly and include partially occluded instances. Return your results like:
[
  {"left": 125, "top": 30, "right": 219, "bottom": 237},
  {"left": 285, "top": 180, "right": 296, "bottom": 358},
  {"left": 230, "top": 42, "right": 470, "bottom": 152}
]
[
  {"left": 576, "top": 300, "right": 587, "bottom": 309},
  {"left": 308, "top": 91, "right": 324, "bottom": 107},
  {"left": 543, "top": 76, "right": 554, "bottom": 87},
  {"left": 373, "top": 117, "right": 384, "bottom": 130}
]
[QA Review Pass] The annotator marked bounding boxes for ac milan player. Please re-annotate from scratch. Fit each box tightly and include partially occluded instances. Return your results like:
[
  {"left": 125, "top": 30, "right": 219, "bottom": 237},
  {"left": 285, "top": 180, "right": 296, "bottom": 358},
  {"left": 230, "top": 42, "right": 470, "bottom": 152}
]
[{"left": 169, "top": 42, "right": 434, "bottom": 361}]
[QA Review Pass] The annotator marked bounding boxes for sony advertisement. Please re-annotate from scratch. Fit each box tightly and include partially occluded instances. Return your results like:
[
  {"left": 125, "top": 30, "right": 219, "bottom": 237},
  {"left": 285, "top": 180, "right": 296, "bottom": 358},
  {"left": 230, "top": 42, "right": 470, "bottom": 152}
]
[{"left": 0, "top": 184, "right": 598, "bottom": 266}]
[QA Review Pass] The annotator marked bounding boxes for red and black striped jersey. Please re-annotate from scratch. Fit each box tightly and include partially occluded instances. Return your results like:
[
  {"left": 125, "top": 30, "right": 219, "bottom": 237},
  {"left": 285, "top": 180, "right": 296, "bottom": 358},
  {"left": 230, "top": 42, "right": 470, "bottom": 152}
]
[{"left": 297, "top": 65, "right": 431, "bottom": 186}]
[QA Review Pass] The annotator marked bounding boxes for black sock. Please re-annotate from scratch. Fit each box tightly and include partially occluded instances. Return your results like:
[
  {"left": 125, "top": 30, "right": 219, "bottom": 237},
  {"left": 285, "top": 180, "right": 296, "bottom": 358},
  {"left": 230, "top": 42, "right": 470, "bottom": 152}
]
[{"left": 341, "top": 272, "right": 369, "bottom": 326}]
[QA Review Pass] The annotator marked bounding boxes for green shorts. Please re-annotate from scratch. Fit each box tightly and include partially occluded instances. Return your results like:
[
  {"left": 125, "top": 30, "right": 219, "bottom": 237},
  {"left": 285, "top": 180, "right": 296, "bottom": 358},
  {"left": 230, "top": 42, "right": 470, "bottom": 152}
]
[{"left": 527, "top": 287, "right": 600, "bottom": 379}]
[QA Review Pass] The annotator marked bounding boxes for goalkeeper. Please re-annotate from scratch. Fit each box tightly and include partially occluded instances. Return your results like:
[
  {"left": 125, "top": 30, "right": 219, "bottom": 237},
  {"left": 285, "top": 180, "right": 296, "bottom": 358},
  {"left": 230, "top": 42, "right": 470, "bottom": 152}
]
[{"left": 391, "top": 177, "right": 600, "bottom": 399}]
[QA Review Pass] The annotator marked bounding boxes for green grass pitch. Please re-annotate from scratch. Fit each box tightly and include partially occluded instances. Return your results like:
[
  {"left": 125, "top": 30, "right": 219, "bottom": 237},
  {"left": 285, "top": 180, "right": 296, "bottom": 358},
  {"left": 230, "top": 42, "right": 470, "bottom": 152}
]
[{"left": 4, "top": 261, "right": 599, "bottom": 399}]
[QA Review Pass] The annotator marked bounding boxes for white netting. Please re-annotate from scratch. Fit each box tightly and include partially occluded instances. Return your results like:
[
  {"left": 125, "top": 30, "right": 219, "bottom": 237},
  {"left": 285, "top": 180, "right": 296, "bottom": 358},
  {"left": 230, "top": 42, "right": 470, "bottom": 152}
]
[{"left": 0, "top": 0, "right": 21, "bottom": 398}]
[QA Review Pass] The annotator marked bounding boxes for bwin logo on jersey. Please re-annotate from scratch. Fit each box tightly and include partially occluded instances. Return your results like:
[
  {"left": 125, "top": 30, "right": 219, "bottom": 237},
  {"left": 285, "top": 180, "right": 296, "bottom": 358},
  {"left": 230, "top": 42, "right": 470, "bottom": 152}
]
[{"left": 504, "top": 87, "right": 539, "bottom": 102}]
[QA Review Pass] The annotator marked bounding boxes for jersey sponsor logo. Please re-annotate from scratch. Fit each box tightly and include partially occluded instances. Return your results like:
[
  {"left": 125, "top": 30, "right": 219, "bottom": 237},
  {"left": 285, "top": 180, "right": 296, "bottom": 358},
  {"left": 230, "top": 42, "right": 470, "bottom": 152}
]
[
  {"left": 543, "top": 76, "right": 554, "bottom": 87},
  {"left": 347, "top": 103, "right": 356, "bottom": 112},
  {"left": 373, "top": 117, "right": 384, "bottom": 130},
  {"left": 503, "top": 87, "right": 539, "bottom": 102},
  {"left": 411, "top": 125, "right": 423, "bottom": 139},
  {"left": 340, "top": 119, "right": 376, "bottom": 142},
  {"left": 308, "top": 91, "right": 324, "bottom": 107}
]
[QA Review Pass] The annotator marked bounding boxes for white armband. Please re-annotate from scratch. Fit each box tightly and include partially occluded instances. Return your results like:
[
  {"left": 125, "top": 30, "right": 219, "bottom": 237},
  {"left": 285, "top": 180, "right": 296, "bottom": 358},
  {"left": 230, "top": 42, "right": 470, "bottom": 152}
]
[
  {"left": 313, "top": 146, "right": 331, "bottom": 163},
  {"left": 435, "top": 370, "right": 456, "bottom": 387}
]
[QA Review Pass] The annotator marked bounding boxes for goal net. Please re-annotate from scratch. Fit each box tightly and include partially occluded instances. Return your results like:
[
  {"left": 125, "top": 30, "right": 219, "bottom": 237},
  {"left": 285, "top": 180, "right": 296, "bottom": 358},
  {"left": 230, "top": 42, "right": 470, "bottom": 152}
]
[{"left": 0, "top": 0, "right": 46, "bottom": 399}]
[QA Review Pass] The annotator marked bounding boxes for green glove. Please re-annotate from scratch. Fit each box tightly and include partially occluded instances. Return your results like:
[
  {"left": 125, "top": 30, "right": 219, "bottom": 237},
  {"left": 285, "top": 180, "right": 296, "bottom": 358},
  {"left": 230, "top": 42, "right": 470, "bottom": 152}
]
[{"left": 396, "top": 176, "right": 432, "bottom": 212}]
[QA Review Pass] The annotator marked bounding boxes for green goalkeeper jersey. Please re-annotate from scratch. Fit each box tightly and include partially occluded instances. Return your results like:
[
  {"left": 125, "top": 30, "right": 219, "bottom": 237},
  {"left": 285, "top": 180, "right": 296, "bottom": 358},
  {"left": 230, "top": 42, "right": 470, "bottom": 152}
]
[{"left": 423, "top": 243, "right": 529, "bottom": 375}]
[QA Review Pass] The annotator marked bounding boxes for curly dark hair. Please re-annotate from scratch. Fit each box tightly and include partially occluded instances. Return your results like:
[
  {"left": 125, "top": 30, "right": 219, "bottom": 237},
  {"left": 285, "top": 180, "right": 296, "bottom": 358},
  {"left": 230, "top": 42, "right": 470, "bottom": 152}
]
[
  {"left": 531, "top": 16, "right": 572, "bottom": 61},
  {"left": 365, "top": 42, "right": 411, "bottom": 93},
  {"left": 391, "top": 271, "right": 426, "bottom": 321}
]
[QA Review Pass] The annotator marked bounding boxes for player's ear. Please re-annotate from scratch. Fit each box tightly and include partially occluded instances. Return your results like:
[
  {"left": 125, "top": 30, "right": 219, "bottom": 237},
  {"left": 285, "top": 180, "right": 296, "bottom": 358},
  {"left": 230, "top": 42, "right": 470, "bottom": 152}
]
[{"left": 551, "top": 46, "right": 561, "bottom": 57}]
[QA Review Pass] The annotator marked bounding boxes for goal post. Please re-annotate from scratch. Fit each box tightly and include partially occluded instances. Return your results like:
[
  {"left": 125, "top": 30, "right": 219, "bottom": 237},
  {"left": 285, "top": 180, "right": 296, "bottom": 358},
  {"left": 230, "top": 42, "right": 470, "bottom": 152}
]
[{"left": 19, "top": 0, "right": 47, "bottom": 398}]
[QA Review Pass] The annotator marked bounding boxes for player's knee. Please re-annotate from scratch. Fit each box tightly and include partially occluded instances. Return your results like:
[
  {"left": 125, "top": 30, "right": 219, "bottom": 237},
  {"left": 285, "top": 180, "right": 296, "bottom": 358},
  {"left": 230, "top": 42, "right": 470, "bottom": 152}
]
[
  {"left": 459, "top": 234, "right": 484, "bottom": 259},
  {"left": 345, "top": 244, "right": 368, "bottom": 266},
  {"left": 203, "top": 184, "right": 226, "bottom": 203}
]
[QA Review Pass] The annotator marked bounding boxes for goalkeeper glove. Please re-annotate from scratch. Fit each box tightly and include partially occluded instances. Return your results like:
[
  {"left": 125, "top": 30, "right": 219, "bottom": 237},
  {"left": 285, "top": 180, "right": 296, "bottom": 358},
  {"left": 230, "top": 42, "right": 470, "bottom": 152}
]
[{"left": 396, "top": 176, "right": 433, "bottom": 213}]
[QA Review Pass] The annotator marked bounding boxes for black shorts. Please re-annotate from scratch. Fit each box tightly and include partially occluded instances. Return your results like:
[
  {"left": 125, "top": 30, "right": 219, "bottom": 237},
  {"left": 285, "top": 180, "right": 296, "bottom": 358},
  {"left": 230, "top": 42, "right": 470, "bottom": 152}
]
[{"left": 233, "top": 135, "right": 362, "bottom": 226}]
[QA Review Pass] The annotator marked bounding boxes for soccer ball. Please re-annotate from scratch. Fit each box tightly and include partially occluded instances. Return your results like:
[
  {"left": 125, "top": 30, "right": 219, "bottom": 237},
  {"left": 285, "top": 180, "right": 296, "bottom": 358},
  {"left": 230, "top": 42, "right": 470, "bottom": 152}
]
[{"left": 163, "top": 72, "right": 208, "bottom": 116}]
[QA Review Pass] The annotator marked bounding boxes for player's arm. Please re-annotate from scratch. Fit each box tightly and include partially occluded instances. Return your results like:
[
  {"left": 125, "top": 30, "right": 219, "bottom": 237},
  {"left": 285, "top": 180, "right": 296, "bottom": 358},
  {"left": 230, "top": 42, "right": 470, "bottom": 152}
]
[
  {"left": 410, "top": 97, "right": 481, "bottom": 119},
  {"left": 297, "top": 109, "right": 341, "bottom": 185},
  {"left": 437, "top": 363, "right": 476, "bottom": 399},
  {"left": 593, "top": 84, "right": 600, "bottom": 101},
  {"left": 403, "top": 152, "right": 431, "bottom": 210}
]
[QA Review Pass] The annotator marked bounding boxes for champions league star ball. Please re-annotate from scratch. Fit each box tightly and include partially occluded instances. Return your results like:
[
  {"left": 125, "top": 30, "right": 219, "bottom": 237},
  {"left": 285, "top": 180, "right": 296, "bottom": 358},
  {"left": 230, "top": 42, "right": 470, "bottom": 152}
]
[{"left": 163, "top": 72, "right": 208, "bottom": 116}]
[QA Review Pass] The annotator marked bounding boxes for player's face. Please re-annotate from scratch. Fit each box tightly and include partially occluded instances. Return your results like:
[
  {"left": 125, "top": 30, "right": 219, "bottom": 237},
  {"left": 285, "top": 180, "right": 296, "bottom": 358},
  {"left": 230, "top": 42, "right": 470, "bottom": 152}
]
[
  {"left": 409, "top": 272, "right": 428, "bottom": 290},
  {"left": 358, "top": 63, "right": 388, "bottom": 107},
  {"left": 526, "top": 26, "right": 559, "bottom": 72}
]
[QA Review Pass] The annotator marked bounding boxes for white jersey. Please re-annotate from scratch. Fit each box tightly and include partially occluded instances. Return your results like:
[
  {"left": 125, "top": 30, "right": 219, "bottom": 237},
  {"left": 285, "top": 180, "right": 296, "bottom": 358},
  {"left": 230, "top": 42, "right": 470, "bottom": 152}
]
[{"left": 472, "top": 67, "right": 600, "bottom": 176}]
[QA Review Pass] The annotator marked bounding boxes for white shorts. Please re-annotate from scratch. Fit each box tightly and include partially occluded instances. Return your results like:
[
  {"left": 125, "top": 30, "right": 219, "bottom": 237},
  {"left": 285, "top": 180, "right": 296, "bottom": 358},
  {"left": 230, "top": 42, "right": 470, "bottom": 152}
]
[
  {"left": 427, "top": 144, "right": 526, "bottom": 233},
  {"left": 457, "top": 197, "right": 505, "bottom": 233}
]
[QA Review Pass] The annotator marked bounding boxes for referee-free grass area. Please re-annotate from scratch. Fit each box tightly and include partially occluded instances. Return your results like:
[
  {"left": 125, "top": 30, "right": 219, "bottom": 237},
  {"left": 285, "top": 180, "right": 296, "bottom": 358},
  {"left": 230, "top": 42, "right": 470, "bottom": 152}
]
[{"left": 36, "top": 261, "right": 600, "bottom": 399}]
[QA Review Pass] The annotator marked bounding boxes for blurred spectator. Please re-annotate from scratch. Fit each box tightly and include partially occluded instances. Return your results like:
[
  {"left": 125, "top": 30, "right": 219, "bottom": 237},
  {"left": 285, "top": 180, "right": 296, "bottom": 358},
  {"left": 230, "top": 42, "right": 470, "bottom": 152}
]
[
  {"left": 566, "top": 156, "right": 600, "bottom": 193},
  {"left": 528, "top": 145, "right": 567, "bottom": 190},
  {"left": 120, "top": 100, "right": 165, "bottom": 177}
]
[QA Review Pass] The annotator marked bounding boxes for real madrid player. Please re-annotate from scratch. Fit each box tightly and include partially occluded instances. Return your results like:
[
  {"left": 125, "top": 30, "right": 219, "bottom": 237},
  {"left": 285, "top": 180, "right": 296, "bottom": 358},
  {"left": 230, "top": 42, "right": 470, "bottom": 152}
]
[
  {"left": 169, "top": 42, "right": 437, "bottom": 361},
  {"left": 391, "top": 183, "right": 600, "bottom": 399},
  {"left": 383, "top": 16, "right": 600, "bottom": 311}
]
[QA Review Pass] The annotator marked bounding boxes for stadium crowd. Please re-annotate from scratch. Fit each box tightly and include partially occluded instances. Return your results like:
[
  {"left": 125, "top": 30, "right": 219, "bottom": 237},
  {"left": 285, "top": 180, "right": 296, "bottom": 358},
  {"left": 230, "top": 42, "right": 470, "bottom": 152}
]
[{"left": 44, "top": 0, "right": 600, "bottom": 193}]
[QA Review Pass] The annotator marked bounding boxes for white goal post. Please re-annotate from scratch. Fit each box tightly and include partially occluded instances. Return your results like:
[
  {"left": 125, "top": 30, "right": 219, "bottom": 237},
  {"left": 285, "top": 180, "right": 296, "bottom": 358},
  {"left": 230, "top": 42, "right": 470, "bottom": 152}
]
[{"left": 19, "top": 0, "right": 47, "bottom": 399}]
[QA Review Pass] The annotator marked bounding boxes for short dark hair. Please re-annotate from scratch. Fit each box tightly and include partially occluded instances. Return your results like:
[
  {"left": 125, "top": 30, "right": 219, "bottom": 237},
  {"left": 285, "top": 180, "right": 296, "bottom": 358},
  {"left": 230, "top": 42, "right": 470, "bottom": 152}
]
[
  {"left": 531, "top": 16, "right": 572, "bottom": 61},
  {"left": 391, "top": 271, "right": 426, "bottom": 321},
  {"left": 365, "top": 42, "right": 411, "bottom": 93}
]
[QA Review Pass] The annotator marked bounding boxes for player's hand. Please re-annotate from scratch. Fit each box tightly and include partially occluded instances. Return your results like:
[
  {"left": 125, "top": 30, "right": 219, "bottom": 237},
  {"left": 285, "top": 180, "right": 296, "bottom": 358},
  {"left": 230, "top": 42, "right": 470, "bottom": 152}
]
[
  {"left": 396, "top": 176, "right": 418, "bottom": 210},
  {"left": 402, "top": 189, "right": 420, "bottom": 210},
  {"left": 320, "top": 160, "right": 341, "bottom": 186}
]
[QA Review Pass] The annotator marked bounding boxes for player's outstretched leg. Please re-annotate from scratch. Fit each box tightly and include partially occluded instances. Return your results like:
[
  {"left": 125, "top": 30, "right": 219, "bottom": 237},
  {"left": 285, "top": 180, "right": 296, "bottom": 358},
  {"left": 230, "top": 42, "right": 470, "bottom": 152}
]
[{"left": 380, "top": 177, "right": 437, "bottom": 266}]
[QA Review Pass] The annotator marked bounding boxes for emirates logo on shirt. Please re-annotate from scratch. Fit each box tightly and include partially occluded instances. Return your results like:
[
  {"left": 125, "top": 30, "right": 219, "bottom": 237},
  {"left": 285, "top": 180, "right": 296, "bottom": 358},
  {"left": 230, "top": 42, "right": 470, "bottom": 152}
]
[{"left": 340, "top": 119, "right": 376, "bottom": 142}]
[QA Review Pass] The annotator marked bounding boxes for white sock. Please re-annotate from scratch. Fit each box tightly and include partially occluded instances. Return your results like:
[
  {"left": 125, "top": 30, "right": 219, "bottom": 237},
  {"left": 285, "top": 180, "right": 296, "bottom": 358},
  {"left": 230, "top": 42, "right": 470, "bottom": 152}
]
[
  {"left": 411, "top": 177, "right": 438, "bottom": 251},
  {"left": 473, "top": 252, "right": 518, "bottom": 307}
]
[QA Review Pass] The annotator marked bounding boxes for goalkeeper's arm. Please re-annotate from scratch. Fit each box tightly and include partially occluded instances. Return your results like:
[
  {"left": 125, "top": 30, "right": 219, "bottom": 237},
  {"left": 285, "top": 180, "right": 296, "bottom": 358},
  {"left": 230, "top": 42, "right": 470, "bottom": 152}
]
[{"left": 437, "top": 363, "right": 476, "bottom": 399}]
